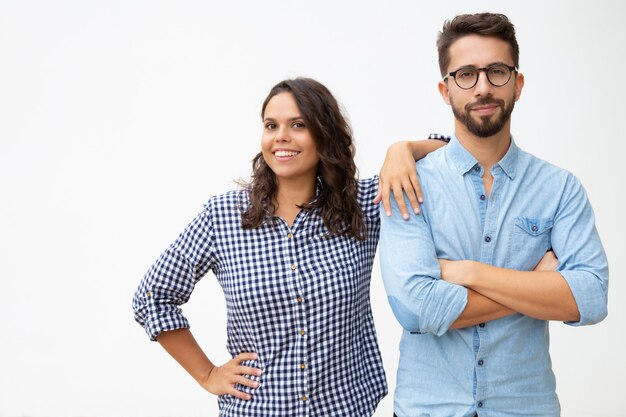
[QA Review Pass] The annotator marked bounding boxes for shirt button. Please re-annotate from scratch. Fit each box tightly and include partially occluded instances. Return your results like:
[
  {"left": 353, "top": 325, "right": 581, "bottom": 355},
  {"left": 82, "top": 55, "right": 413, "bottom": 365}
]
[
  {"left": 479, "top": 323, "right": 485, "bottom": 328},
  {"left": 297, "top": 296, "right": 303, "bottom": 303},
  {"left": 478, "top": 359, "right": 484, "bottom": 366},
  {"left": 474, "top": 166, "right": 480, "bottom": 172},
  {"left": 531, "top": 225, "right": 538, "bottom": 232},
  {"left": 484, "top": 236, "right": 491, "bottom": 243},
  {"left": 291, "top": 264, "right": 297, "bottom": 270},
  {"left": 146, "top": 291, "right": 152, "bottom": 297},
  {"left": 478, "top": 401, "right": 483, "bottom": 408},
  {"left": 300, "top": 363, "right": 306, "bottom": 369},
  {"left": 301, "top": 395, "right": 308, "bottom": 401},
  {"left": 287, "top": 233, "right": 293, "bottom": 238},
  {"left": 480, "top": 194, "right": 486, "bottom": 201},
  {"left": 300, "top": 330, "right": 306, "bottom": 336}
]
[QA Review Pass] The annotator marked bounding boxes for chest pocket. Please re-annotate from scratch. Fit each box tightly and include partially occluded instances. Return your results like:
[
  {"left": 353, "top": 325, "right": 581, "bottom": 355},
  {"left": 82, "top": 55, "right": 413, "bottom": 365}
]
[{"left": 507, "top": 217, "right": 553, "bottom": 270}]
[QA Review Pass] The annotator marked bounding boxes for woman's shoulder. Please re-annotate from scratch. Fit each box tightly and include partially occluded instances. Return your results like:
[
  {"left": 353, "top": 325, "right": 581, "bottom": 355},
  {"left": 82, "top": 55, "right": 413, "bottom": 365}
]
[
  {"left": 204, "top": 189, "right": 250, "bottom": 217},
  {"left": 357, "top": 176, "right": 378, "bottom": 196},
  {"left": 356, "top": 176, "right": 379, "bottom": 219}
]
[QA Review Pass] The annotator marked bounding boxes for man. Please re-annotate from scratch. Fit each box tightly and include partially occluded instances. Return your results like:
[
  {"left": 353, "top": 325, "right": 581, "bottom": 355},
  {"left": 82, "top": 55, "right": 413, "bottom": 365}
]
[{"left": 380, "top": 13, "right": 608, "bottom": 417}]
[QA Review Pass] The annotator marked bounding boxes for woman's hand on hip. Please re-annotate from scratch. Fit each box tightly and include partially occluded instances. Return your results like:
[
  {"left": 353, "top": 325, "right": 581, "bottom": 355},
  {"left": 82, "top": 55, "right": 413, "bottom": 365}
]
[{"left": 201, "top": 352, "right": 263, "bottom": 400}]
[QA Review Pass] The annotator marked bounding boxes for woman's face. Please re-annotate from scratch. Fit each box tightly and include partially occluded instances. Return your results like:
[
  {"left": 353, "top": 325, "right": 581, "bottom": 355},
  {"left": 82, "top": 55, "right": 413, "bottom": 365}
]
[{"left": 261, "top": 92, "right": 319, "bottom": 185}]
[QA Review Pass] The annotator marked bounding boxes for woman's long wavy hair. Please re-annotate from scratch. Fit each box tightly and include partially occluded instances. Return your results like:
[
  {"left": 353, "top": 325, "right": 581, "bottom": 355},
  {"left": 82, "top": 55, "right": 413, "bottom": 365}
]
[{"left": 241, "top": 78, "right": 365, "bottom": 241}]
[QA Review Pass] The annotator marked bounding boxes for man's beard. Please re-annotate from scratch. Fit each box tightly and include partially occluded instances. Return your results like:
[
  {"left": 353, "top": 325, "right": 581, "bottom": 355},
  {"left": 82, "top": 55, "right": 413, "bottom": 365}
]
[{"left": 451, "top": 95, "right": 515, "bottom": 138}]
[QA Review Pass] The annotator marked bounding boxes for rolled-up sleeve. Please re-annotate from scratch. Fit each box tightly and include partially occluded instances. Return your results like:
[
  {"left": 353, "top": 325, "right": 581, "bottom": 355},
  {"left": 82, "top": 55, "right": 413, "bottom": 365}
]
[
  {"left": 132, "top": 205, "right": 217, "bottom": 340},
  {"left": 379, "top": 192, "right": 467, "bottom": 336},
  {"left": 553, "top": 174, "right": 609, "bottom": 326}
]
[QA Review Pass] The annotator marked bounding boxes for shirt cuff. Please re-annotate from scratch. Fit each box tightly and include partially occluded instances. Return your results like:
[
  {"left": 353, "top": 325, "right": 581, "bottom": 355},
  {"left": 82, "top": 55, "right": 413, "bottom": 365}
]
[
  {"left": 560, "top": 270, "right": 608, "bottom": 326},
  {"left": 138, "top": 299, "right": 192, "bottom": 341}
]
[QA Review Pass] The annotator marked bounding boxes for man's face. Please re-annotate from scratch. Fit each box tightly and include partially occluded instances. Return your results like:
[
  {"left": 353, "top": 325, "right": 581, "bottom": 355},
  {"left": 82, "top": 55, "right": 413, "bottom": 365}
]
[{"left": 438, "top": 35, "right": 524, "bottom": 138}]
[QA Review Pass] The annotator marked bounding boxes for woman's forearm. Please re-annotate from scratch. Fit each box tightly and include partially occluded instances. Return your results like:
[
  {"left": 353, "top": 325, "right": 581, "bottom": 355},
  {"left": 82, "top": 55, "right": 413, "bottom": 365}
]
[{"left": 157, "top": 328, "right": 215, "bottom": 384}]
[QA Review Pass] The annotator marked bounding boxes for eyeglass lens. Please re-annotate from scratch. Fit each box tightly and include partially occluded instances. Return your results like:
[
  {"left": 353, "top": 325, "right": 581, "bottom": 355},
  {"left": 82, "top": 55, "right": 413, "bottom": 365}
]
[{"left": 455, "top": 65, "right": 512, "bottom": 89}]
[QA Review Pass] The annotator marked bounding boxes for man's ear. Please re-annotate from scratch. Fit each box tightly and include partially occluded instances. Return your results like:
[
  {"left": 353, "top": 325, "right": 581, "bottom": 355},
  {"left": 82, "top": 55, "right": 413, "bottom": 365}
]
[
  {"left": 438, "top": 80, "right": 451, "bottom": 105},
  {"left": 514, "top": 72, "right": 524, "bottom": 102}
]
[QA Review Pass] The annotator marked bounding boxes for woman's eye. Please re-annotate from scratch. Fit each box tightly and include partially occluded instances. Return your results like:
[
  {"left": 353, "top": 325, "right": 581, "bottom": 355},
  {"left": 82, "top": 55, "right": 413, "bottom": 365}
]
[
  {"left": 265, "top": 123, "right": 276, "bottom": 130},
  {"left": 292, "top": 121, "right": 305, "bottom": 128}
]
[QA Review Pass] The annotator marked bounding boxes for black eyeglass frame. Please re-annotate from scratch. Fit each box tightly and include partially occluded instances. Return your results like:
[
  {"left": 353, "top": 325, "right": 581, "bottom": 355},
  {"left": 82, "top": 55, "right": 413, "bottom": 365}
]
[{"left": 444, "top": 64, "right": 518, "bottom": 90}]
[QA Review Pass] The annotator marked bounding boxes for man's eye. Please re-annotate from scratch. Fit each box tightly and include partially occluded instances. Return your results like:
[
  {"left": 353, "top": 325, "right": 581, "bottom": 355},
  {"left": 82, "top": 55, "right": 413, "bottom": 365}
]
[
  {"left": 265, "top": 123, "right": 276, "bottom": 129},
  {"left": 458, "top": 70, "right": 476, "bottom": 79}
]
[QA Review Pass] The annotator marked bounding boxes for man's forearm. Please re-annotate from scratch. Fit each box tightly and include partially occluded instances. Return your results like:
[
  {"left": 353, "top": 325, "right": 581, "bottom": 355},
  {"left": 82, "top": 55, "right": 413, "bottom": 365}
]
[
  {"left": 451, "top": 288, "right": 514, "bottom": 329},
  {"left": 464, "top": 263, "right": 580, "bottom": 322}
]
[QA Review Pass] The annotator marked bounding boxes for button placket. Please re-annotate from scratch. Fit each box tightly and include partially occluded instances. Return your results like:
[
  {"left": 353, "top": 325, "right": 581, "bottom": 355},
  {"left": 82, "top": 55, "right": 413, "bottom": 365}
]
[
  {"left": 479, "top": 175, "right": 501, "bottom": 265},
  {"left": 285, "top": 224, "right": 309, "bottom": 410},
  {"left": 476, "top": 174, "right": 502, "bottom": 407}
]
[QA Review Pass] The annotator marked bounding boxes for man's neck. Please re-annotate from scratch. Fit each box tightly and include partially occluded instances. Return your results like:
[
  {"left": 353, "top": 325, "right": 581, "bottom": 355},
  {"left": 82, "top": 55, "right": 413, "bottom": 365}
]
[{"left": 455, "top": 121, "right": 512, "bottom": 170}]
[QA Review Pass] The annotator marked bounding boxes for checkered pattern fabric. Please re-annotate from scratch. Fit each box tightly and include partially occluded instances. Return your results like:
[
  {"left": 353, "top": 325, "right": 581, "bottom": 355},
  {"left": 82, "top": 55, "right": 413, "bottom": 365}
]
[
  {"left": 133, "top": 177, "right": 388, "bottom": 416},
  {"left": 428, "top": 132, "right": 451, "bottom": 142}
]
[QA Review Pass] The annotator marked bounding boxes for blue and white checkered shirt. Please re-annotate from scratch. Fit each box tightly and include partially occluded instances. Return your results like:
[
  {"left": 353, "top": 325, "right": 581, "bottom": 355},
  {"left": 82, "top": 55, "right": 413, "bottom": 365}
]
[{"left": 133, "top": 177, "right": 388, "bottom": 416}]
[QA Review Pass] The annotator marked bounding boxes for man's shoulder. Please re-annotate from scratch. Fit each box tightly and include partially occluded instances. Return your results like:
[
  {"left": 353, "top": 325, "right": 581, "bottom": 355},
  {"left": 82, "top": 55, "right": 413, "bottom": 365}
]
[
  {"left": 416, "top": 145, "right": 448, "bottom": 170},
  {"left": 517, "top": 147, "right": 576, "bottom": 183},
  {"left": 514, "top": 148, "right": 589, "bottom": 208},
  {"left": 414, "top": 146, "right": 458, "bottom": 189}
]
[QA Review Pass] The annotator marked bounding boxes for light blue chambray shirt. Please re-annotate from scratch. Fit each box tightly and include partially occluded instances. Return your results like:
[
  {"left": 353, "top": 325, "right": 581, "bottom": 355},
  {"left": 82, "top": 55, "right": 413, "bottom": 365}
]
[{"left": 380, "top": 136, "right": 608, "bottom": 417}]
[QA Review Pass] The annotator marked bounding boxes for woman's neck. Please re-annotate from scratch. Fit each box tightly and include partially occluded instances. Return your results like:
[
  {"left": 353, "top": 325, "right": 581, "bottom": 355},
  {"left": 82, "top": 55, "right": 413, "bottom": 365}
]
[{"left": 273, "top": 177, "right": 316, "bottom": 227}]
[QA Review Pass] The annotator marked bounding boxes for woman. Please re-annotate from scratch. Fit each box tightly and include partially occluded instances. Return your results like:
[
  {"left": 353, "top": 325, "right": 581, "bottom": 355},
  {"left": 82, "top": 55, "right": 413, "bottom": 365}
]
[{"left": 132, "top": 78, "right": 447, "bottom": 416}]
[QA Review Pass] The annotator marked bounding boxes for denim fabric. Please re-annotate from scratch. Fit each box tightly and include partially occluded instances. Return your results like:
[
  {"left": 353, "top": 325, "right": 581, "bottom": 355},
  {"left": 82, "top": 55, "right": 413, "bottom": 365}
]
[{"left": 380, "top": 136, "right": 608, "bottom": 417}]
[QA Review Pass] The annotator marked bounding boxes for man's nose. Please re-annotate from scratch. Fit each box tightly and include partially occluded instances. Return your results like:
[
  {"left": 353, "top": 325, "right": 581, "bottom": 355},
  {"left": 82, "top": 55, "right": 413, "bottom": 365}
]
[{"left": 473, "top": 70, "right": 493, "bottom": 97}]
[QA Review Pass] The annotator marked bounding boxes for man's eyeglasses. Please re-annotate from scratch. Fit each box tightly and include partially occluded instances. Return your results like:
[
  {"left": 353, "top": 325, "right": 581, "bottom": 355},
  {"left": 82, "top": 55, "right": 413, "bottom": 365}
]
[{"left": 444, "top": 64, "right": 517, "bottom": 90}]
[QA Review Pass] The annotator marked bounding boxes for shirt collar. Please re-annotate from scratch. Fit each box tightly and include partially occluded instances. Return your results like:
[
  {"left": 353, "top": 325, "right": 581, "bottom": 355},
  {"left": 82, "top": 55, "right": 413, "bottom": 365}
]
[
  {"left": 496, "top": 136, "right": 519, "bottom": 180},
  {"left": 447, "top": 135, "right": 479, "bottom": 176},
  {"left": 447, "top": 134, "right": 519, "bottom": 180}
]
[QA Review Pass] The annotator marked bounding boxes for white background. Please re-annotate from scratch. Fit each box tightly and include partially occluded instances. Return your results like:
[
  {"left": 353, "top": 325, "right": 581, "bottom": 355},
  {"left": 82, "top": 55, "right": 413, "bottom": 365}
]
[{"left": 1, "top": 1, "right": 625, "bottom": 416}]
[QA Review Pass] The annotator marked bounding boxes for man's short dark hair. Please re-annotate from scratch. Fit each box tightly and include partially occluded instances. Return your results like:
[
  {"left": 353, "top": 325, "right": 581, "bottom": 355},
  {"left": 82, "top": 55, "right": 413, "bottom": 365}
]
[{"left": 437, "top": 13, "right": 519, "bottom": 77}]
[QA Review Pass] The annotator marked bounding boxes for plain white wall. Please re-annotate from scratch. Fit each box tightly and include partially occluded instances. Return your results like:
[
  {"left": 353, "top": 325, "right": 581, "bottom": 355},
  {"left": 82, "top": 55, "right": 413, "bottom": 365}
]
[{"left": 1, "top": 0, "right": 624, "bottom": 416}]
